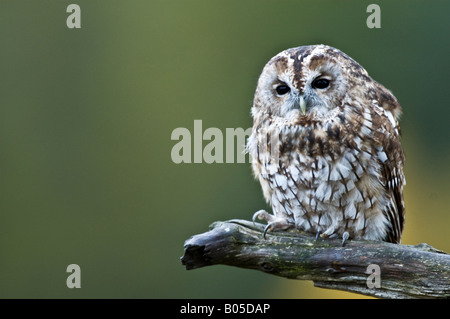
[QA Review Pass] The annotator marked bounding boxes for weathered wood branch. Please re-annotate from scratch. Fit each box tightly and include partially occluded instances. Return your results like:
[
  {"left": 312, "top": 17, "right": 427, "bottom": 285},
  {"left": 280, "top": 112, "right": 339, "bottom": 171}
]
[{"left": 181, "top": 219, "right": 450, "bottom": 299}]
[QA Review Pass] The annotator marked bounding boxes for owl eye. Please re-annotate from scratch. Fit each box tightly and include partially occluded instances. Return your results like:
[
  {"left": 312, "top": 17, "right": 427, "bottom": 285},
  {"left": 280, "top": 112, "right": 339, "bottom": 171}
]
[
  {"left": 312, "top": 78, "right": 330, "bottom": 89},
  {"left": 275, "top": 84, "right": 291, "bottom": 95}
]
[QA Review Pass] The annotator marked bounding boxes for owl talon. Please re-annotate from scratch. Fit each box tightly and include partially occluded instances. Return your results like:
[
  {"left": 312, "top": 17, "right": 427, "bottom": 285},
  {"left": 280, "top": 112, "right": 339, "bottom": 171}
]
[
  {"left": 263, "top": 224, "right": 271, "bottom": 239},
  {"left": 342, "top": 231, "right": 350, "bottom": 246},
  {"left": 252, "top": 210, "right": 293, "bottom": 239},
  {"left": 262, "top": 220, "right": 293, "bottom": 239},
  {"left": 315, "top": 231, "right": 321, "bottom": 241},
  {"left": 252, "top": 210, "right": 272, "bottom": 224}
]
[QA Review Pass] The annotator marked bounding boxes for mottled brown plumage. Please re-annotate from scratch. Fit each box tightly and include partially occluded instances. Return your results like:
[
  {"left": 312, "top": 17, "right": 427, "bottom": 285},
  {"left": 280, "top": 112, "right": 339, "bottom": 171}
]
[{"left": 247, "top": 45, "right": 405, "bottom": 243}]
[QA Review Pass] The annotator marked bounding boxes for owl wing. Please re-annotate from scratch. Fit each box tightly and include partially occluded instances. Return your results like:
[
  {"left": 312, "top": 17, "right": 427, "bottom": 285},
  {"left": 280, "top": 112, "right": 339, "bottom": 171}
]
[
  {"left": 380, "top": 153, "right": 405, "bottom": 243},
  {"left": 373, "top": 107, "right": 406, "bottom": 244}
]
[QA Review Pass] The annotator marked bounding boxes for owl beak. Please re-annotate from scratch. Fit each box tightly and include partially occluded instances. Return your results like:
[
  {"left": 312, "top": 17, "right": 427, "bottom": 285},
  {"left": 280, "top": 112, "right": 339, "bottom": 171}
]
[{"left": 300, "top": 96, "right": 307, "bottom": 115}]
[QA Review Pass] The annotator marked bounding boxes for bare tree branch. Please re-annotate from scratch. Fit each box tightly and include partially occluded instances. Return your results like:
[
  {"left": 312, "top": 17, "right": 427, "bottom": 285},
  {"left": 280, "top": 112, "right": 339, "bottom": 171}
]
[{"left": 181, "top": 219, "right": 450, "bottom": 299}]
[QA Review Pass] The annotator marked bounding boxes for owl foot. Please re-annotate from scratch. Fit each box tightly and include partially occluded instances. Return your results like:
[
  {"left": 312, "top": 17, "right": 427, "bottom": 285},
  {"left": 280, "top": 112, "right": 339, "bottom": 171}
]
[
  {"left": 319, "top": 226, "right": 350, "bottom": 246},
  {"left": 252, "top": 210, "right": 292, "bottom": 239},
  {"left": 319, "top": 225, "right": 336, "bottom": 239}
]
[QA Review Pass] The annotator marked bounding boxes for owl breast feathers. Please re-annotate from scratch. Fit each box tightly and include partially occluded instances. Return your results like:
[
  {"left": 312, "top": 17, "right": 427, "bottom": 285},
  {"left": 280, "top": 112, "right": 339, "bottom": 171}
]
[{"left": 247, "top": 45, "right": 405, "bottom": 243}]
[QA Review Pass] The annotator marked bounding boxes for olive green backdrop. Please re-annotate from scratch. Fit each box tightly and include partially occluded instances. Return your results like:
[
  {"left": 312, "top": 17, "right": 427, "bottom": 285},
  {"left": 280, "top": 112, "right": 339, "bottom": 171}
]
[{"left": 0, "top": 0, "right": 449, "bottom": 298}]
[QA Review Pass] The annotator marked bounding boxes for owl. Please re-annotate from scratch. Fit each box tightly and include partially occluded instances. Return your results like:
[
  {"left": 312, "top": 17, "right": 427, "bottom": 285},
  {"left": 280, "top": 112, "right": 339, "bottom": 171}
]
[{"left": 247, "top": 45, "right": 405, "bottom": 244}]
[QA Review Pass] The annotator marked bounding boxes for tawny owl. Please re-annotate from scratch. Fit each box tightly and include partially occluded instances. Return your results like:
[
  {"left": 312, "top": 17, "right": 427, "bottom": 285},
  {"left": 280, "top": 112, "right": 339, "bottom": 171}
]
[{"left": 247, "top": 45, "right": 405, "bottom": 244}]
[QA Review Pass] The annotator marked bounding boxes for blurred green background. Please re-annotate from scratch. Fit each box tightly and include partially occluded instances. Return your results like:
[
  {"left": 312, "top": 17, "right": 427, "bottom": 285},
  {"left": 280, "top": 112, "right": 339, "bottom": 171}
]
[{"left": 0, "top": 0, "right": 449, "bottom": 298}]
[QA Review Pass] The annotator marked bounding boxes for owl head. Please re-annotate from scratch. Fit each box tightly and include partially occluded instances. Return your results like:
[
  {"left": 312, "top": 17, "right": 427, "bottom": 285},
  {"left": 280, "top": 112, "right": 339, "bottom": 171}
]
[{"left": 252, "top": 45, "right": 401, "bottom": 123}]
